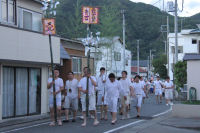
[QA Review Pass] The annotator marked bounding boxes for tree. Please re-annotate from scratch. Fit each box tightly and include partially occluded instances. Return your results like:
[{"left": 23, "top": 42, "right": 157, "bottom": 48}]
[
  {"left": 98, "top": 5, "right": 121, "bottom": 37},
  {"left": 152, "top": 54, "right": 167, "bottom": 79},
  {"left": 174, "top": 61, "right": 187, "bottom": 89},
  {"left": 54, "top": 0, "right": 198, "bottom": 59}
]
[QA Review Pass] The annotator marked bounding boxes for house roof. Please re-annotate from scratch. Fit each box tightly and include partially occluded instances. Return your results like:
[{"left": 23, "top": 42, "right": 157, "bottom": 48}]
[
  {"left": 190, "top": 29, "right": 200, "bottom": 34},
  {"left": 131, "top": 66, "right": 147, "bottom": 73},
  {"left": 33, "top": 0, "right": 42, "bottom": 4},
  {"left": 132, "top": 60, "right": 148, "bottom": 67},
  {"left": 183, "top": 53, "right": 200, "bottom": 61},
  {"left": 60, "top": 44, "right": 70, "bottom": 59}
]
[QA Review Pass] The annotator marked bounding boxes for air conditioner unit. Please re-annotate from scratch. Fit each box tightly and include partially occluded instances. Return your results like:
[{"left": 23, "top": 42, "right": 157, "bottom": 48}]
[{"left": 167, "top": 1, "right": 174, "bottom": 12}]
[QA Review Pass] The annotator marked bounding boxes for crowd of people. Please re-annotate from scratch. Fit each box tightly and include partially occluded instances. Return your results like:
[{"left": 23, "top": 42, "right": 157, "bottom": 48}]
[{"left": 47, "top": 67, "right": 174, "bottom": 126}]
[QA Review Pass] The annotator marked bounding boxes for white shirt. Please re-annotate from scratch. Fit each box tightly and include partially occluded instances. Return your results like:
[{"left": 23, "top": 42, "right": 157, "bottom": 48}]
[
  {"left": 78, "top": 76, "right": 97, "bottom": 96},
  {"left": 97, "top": 74, "right": 107, "bottom": 95},
  {"left": 154, "top": 80, "right": 162, "bottom": 90},
  {"left": 119, "top": 78, "right": 132, "bottom": 96},
  {"left": 105, "top": 80, "right": 121, "bottom": 99},
  {"left": 139, "top": 80, "right": 145, "bottom": 89},
  {"left": 48, "top": 77, "right": 64, "bottom": 97},
  {"left": 65, "top": 79, "right": 79, "bottom": 98},
  {"left": 132, "top": 82, "right": 144, "bottom": 95},
  {"left": 164, "top": 81, "right": 174, "bottom": 89}
]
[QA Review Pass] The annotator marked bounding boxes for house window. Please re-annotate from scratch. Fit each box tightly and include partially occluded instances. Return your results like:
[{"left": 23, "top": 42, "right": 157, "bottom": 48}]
[
  {"left": 72, "top": 57, "right": 82, "bottom": 74},
  {"left": 171, "top": 63, "right": 174, "bottom": 71},
  {"left": 171, "top": 46, "right": 175, "bottom": 54},
  {"left": 23, "top": 11, "right": 32, "bottom": 30},
  {"left": 20, "top": 9, "right": 42, "bottom": 32},
  {"left": 126, "top": 59, "right": 128, "bottom": 66},
  {"left": 171, "top": 46, "right": 183, "bottom": 53},
  {"left": 114, "top": 52, "right": 121, "bottom": 61},
  {"left": 2, "top": 67, "right": 41, "bottom": 118},
  {"left": 192, "top": 39, "right": 197, "bottom": 44},
  {"left": 90, "top": 52, "right": 102, "bottom": 60},
  {"left": 178, "top": 46, "right": 183, "bottom": 53},
  {"left": 1, "top": 0, "right": 16, "bottom": 24}
]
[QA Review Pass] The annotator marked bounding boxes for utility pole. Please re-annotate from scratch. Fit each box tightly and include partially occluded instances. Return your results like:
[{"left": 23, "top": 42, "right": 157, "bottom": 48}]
[
  {"left": 137, "top": 40, "right": 140, "bottom": 75},
  {"left": 86, "top": 24, "right": 91, "bottom": 117},
  {"left": 149, "top": 49, "right": 152, "bottom": 77},
  {"left": 121, "top": 10, "right": 126, "bottom": 71},
  {"left": 164, "top": 41, "right": 167, "bottom": 54},
  {"left": 163, "top": 0, "right": 165, "bottom": 11},
  {"left": 167, "top": 16, "right": 169, "bottom": 76},
  {"left": 174, "top": 0, "right": 178, "bottom": 63},
  {"left": 147, "top": 56, "right": 150, "bottom": 79}
]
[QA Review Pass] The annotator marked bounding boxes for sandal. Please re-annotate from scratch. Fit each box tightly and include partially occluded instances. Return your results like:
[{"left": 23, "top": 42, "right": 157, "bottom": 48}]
[
  {"left": 58, "top": 120, "right": 63, "bottom": 126},
  {"left": 49, "top": 121, "right": 55, "bottom": 126}
]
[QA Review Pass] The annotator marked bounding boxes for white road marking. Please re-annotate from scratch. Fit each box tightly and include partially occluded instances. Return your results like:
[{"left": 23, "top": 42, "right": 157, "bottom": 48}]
[
  {"left": 152, "top": 106, "right": 172, "bottom": 118},
  {"left": 103, "top": 120, "right": 145, "bottom": 133},
  {"left": 1, "top": 116, "right": 80, "bottom": 133},
  {"left": 1, "top": 122, "right": 50, "bottom": 133},
  {"left": 103, "top": 106, "right": 173, "bottom": 133}
]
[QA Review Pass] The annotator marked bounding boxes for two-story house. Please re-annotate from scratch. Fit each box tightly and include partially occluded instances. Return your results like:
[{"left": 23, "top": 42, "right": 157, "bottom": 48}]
[
  {"left": 84, "top": 36, "right": 132, "bottom": 79},
  {"left": 168, "top": 27, "right": 200, "bottom": 80},
  {"left": 0, "top": 0, "right": 60, "bottom": 120},
  {"left": 60, "top": 38, "right": 94, "bottom": 82}
]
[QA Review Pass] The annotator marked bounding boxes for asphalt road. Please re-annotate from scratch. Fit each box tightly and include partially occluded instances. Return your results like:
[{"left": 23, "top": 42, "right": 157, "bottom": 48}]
[{"left": 2, "top": 94, "right": 171, "bottom": 133}]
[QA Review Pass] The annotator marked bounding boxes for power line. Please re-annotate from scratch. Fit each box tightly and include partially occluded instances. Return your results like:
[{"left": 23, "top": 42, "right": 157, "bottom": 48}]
[{"left": 152, "top": 0, "right": 161, "bottom": 6}]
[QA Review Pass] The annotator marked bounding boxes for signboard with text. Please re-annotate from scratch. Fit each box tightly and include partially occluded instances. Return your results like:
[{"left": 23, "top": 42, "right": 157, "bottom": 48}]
[
  {"left": 43, "top": 18, "right": 56, "bottom": 35},
  {"left": 82, "top": 6, "right": 99, "bottom": 24}
]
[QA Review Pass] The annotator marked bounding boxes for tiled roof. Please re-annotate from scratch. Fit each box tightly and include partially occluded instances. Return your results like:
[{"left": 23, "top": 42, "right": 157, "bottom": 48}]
[
  {"left": 190, "top": 29, "right": 200, "bottom": 34},
  {"left": 60, "top": 44, "right": 70, "bottom": 59},
  {"left": 183, "top": 53, "right": 200, "bottom": 61},
  {"left": 131, "top": 66, "right": 147, "bottom": 73}
]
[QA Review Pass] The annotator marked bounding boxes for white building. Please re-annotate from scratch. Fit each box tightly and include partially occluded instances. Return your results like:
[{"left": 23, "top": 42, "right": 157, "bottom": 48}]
[
  {"left": 0, "top": 0, "right": 60, "bottom": 120},
  {"left": 184, "top": 53, "right": 200, "bottom": 100},
  {"left": 85, "top": 37, "right": 132, "bottom": 79},
  {"left": 168, "top": 27, "right": 200, "bottom": 80}
]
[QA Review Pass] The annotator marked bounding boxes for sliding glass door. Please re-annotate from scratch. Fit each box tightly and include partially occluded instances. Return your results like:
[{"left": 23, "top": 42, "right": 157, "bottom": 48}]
[
  {"left": 16, "top": 68, "right": 28, "bottom": 116},
  {"left": 2, "top": 67, "right": 14, "bottom": 118},
  {"left": 29, "top": 69, "right": 41, "bottom": 114},
  {"left": 2, "top": 67, "right": 41, "bottom": 118}
]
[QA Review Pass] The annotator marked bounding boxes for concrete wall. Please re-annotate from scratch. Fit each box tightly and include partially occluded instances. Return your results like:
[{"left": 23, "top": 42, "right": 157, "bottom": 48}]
[
  {"left": 0, "top": 25, "right": 60, "bottom": 64},
  {"left": 168, "top": 32, "right": 200, "bottom": 80},
  {"left": 41, "top": 66, "right": 49, "bottom": 114},
  {"left": 187, "top": 60, "right": 200, "bottom": 100},
  {"left": 0, "top": 64, "right": 2, "bottom": 120}
]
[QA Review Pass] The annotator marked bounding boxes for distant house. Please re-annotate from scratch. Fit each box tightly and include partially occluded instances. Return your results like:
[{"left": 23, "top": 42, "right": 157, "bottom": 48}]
[
  {"left": 168, "top": 26, "right": 200, "bottom": 80},
  {"left": 131, "top": 66, "right": 147, "bottom": 78},
  {"left": 83, "top": 37, "right": 132, "bottom": 78},
  {"left": 0, "top": 0, "right": 60, "bottom": 120},
  {"left": 183, "top": 53, "right": 200, "bottom": 100},
  {"left": 60, "top": 38, "right": 94, "bottom": 82},
  {"left": 131, "top": 60, "right": 149, "bottom": 78}
]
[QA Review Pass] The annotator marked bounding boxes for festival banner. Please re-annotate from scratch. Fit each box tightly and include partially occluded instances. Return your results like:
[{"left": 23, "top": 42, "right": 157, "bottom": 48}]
[
  {"left": 82, "top": 6, "right": 99, "bottom": 24},
  {"left": 43, "top": 18, "right": 56, "bottom": 35}
]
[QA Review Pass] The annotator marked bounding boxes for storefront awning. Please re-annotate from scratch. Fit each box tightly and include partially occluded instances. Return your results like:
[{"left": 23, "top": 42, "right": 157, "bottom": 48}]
[{"left": 60, "top": 44, "right": 70, "bottom": 59}]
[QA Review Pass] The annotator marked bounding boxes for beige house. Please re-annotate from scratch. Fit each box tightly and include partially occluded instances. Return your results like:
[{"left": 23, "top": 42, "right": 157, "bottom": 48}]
[
  {"left": 0, "top": 0, "right": 60, "bottom": 120},
  {"left": 184, "top": 53, "right": 200, "bottom": 100}
]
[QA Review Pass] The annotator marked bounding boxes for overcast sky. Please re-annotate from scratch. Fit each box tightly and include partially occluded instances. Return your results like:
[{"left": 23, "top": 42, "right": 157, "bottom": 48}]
[{"left": 130, "top": 0, "right": 200, "bottom": 17}]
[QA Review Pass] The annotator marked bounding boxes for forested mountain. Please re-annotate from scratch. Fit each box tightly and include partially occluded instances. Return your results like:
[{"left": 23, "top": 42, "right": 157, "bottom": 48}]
[{"left": 55, "top": 0, "right": 200, "bottom": 59}]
